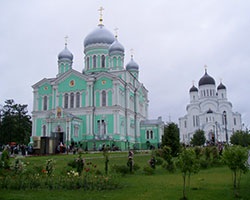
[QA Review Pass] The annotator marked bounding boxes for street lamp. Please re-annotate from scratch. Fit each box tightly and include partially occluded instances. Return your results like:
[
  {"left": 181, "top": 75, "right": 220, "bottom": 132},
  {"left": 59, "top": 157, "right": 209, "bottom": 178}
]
[
  {"left": 223, "top": 111, "right": 228, "bottom": 144},
  {"left": 215, "top": 121, "right": 218, "bottom": 143}
]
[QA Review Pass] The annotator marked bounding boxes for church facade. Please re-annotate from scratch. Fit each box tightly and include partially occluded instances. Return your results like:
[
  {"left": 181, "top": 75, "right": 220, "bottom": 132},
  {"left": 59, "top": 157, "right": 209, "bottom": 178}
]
[
  {"left": 179, "top": 69, "right": 242, "bottom": 144},
  {"left": 31, "top": 13, "right": 164, "bottom": 152}
]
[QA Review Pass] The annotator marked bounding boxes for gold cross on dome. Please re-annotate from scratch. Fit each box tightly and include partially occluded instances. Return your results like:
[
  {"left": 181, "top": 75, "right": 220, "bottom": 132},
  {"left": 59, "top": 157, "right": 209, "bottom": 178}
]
[
  {"left": 130, "top": 48, "right": 134, "bottom": 58},
  {"left": 64, "top": 35, "right": 68, "bottom": 46},
  {"left": 192, "top": 80, "right": 195, "bottom": 86},
  {"left": 204, "top": 65, "right": 208, "bottom": 72},
  {"left": 98, "top": 6, "right": 104, "bottom": 24},
  {"left": 114, "top": 27, "right": 118, "bottom": 37}
]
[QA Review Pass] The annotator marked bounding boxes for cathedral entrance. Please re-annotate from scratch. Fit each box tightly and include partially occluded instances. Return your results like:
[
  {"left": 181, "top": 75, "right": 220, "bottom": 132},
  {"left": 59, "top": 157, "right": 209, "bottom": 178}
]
[
  {"left": 208, "top": 131, "right": 215, "bottom": 144},
  {"left": 56, "top": 132, "right": 64, "bottom": 144}
]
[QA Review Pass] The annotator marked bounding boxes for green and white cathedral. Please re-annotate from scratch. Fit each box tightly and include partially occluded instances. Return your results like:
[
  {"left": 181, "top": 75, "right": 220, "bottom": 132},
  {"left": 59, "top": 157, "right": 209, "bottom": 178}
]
[{"left": 31, "top": 14, "right": 164, "bottom": 153}]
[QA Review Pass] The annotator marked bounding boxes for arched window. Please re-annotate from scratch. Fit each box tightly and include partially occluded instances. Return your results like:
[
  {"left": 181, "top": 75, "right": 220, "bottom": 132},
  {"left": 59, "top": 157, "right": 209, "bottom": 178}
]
[
  {"left": 43, "top": 96, "right": 48, "bottom": 111},
  {"left": 76, "top": 92, "right": 80, "bottom": 108},
  {"left": 146, "top": 130, "right": 149, "bottom": 139},
  {"left": 150, "top": 130, "right": 153, "bottom": 139},
  {"left": 101, "top": 55, "right": 105, "bottom": 68},
  {"left": 70, "top": 92, "right": 74, "bottom": 108},
  {"left": 93, "top": 55, "right": 97, "bottom": 68},
  {"left": 64, "top": 93, "right": 68, "bottom": 108},
  {"left": 102, "top": 90, "right": 106, "bottom": 106},
  {"left": 87, "top": 57, "right": 90, "bottom": 69}
]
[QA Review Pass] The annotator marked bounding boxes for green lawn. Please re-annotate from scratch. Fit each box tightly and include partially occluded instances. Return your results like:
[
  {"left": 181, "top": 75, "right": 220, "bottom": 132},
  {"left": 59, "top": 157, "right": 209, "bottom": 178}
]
[{"left": 1, "top": 152, "right": 250, "bottom": 200}]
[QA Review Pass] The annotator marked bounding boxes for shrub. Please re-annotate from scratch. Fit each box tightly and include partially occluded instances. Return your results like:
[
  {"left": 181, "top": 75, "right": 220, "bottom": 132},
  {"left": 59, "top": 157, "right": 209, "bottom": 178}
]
[
  {"left": 68, "top": 154, "right": 85, "bottom": 175},
  {"left": 111, "top": 164, "right": 130, "bottom": 175},
  {"left": 143, "top": 165, "right": 155, "bottom": 175},
  {"left": 1, "top": 149, "right": 10, "bottom": 169},
  {"left": 10, "top": 156, "right": 26, "bottom": 174}
]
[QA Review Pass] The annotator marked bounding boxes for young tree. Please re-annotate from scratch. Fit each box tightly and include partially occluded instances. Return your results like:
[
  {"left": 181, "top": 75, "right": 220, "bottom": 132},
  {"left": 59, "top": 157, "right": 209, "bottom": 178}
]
[
  {"left": 103, "top": 146, "right": 109, "bottom": 175},
  {"left": 222, "top": 145, "right": 249, "bottom": 197},
  {"left": 161, "top": 122, "right": 180, "bottom": 157},
  {"left": 0, "top": 99, "right": 32, "bottom": 144},
  {"left": 190, "top": 129, "right": 206, "bottom": 146},
  {"left": 177, "top": 148, "right": 200, "bottom": 200}
]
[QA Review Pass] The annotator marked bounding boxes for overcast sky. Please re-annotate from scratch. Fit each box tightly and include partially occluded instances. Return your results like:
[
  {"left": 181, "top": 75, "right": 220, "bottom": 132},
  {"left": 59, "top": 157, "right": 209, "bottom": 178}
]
[{"left": 1, "top": 0, "right": 250, "bottom": 128}]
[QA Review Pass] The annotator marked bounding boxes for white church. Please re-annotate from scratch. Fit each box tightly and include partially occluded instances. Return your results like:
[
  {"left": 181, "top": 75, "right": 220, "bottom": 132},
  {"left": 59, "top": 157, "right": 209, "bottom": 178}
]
[{"left": 179, "top": 68, "right": 242, "bottom": 144}]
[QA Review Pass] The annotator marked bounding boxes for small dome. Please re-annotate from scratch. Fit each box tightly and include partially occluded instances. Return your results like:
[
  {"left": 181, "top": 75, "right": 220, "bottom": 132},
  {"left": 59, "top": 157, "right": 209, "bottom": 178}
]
[
  {"left": 189, "top": 85, "right": 198, "bottom": 93},
  {"left": 217, "top": 82, "right": 226, "bottom": 90},
  {"left": 198, "top": 69, "right": 215, "bottom": 86},
  {"left": 58, "top": 45, "right": 73, "bottom": 61},
  {"left": 84, "top": 24, "right": 115, "bottom": 47},
  {"left": 109, "top": 37, "right": 124, "bottom": 54},
  {"left": 126, "top": 57, "right": 139, "bottom": 71}
]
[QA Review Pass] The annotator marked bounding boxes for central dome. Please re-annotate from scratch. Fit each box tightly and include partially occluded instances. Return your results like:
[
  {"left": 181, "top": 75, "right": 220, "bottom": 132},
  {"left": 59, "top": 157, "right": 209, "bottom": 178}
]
[
  {"left": 84, "top": 24, "right": 115, "bottom": 47},
  {"left": 198, "top": 69, "right": 215, "bottom": 86}
]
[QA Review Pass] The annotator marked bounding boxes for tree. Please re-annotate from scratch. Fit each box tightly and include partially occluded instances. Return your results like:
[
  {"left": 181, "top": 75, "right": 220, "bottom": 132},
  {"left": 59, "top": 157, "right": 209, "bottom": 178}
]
[
  {"left": 190, "top": 129, "right": 206, "bottom": 146},
  {"left": 230, "top": 130, "right": 250, "bottom": 147},
  {"left": 161, "top": 122, "right": 180, "bottom": 157},
  {"left": 177, "top": 148, "right": 200, "bottom": 200},
  {"left": 222, "top": 145, "right": 249, "bottom": 197},
  {"left": 0, "top": 99, "right": 32, "bottom": 144}
]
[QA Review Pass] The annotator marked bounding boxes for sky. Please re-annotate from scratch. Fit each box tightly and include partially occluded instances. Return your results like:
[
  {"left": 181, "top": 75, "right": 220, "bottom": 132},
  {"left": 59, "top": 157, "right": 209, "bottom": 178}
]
[{"left": 1, "top": 0, "right": 250, "bottom": 128}]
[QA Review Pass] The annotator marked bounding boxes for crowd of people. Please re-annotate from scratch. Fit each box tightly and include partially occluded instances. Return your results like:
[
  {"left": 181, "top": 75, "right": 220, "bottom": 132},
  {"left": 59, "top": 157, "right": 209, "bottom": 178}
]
[{"left": 0, "top": 143, "right": 33, "bottom": 156}]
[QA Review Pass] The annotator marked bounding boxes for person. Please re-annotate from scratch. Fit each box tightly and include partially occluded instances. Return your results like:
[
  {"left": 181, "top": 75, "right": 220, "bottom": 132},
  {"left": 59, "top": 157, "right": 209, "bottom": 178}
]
[
  {"left": 127, "top": 156, "right": 134, "bottom": 172},
  {"left": 128, "top": 150, "right": 134, "bottom": 158},
  {"left": 148, "top": 156, "right": 156, "bottom": 169}
]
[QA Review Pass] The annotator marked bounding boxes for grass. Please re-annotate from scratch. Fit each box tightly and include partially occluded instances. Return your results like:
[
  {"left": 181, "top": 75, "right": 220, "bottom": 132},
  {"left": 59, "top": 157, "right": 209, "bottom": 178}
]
[{"left": 1, "top": 151, "right": 250, "bottom": 200}]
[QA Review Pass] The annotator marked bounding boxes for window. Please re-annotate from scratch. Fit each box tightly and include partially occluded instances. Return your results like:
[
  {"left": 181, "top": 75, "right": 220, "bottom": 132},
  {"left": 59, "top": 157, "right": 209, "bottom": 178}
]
[
  {"left": 97, "top": 120, "right": 106, "bottom": 135},
  {"left": 146, "top": 130, "right": 153, "bottom": 139},
  {"left": 76, "top": 92, "right": 80, "bottom": 108},
  {"left": 101, "top": 55, "right": 105, "bottom": 68},
  {"left": 42, "top": 125, "right": 46, "bottom": 136},
  {"left": 234, "top": 118, "right": 237, "bottom": 126},
  {"left": 43, "top": 96, "right": 48, "bottom": 111},
  {"left": 102, "top": 91, "right": 106, "bottom": 106},
  {"left": 70, "top": 92, "right": 74, "bottom": 108},
  {"left": 146, "top": 130, "right": 149, "bottom": 139},
  {"left": 64, "top": 93, "right": 68, "bottom": 108},
  {"left": 184, "top": 120, "right": 187, "bottom": 128},
  {"left": 93, "top": 55, "right": 97, "bottom": 68},
  {"left": 74, "top": 125, "right": 79, "bottom": 137},
  {"left": 196, "top": 116, "right": 199, "bottom": 126},
  {"left": 87, "top": 57, "right": 90, "bottom": 69}
]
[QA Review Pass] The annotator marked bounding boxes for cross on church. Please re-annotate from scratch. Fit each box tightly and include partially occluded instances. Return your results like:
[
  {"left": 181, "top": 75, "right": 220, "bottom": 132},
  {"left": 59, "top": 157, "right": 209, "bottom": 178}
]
[
  {"left": 130, "top": 48, "right": 134, "bottom": 58},
  {"left": 64, "top": 35, "right": 68, "bottom": 46},
  {"left": 98, "top": 6, "right": 104, "bottom": 24},
  {"left": 204, "top": 65, "right": 208, "bottom": 72},
  {"left": 114, "top": 27, "right": 119, "bottom": 37}
]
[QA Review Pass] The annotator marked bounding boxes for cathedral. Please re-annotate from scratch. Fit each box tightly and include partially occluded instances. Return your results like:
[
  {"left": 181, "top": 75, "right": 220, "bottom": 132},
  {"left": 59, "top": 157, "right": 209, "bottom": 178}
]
[
  {"left": 179, "top": 68, "right": 242, "bottom": 144},
  {"left": 31, "top": 10, "right": 164, "bottom": 153}
]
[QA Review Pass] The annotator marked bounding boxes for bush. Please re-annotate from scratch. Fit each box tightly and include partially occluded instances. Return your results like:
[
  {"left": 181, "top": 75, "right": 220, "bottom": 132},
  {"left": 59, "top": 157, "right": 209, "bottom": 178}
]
[
  {"left": 143, "top": 165, "right": 155, "bottom": 175},
  {"left": 111, "top": 164, "right": 130, "bottom": 175},
  {"left": 133, "top": 163, "right": 140, "bottom": 171},
  {"left": 1, "top": 149, "right": 10, "bottom": 169},
  {"left": 162, "top": 160, "right": 176, "bottom": 173},
  {"left": 155, "top": 157, "right": 164, "bottom": 166},
  {"left": 194, "top": 147, "right": 202, "bottom": 159}
]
